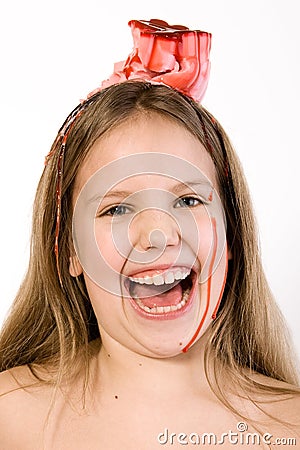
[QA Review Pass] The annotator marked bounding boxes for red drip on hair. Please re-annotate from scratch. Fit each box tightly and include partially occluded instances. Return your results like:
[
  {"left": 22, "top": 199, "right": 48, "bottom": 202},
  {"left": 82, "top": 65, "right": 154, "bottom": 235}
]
[{"left": 52, "top": 107, "right": 87, "bottom": 287}]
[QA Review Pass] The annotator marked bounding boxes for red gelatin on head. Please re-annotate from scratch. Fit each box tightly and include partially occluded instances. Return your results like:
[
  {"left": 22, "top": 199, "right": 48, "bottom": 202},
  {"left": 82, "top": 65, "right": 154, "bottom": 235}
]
[{"left": 99, "top": 19, "right": 212, "bottom": 103}]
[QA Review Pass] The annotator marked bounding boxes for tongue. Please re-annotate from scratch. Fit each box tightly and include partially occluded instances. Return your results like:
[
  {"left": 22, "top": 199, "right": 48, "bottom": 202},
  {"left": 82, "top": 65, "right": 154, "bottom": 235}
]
[{"left": 132, "top": 283, "right": 183, "bottom": 308}]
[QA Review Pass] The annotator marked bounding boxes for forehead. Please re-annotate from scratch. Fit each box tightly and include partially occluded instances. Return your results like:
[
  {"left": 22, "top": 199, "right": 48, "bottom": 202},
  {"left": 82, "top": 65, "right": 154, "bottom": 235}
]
[{"left": 74, "top": 114, "right": 217, "bottom": 196}]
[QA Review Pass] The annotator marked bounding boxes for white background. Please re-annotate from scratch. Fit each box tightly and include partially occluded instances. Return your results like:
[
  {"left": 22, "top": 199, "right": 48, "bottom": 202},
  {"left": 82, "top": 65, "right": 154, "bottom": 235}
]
[{"left": 0, "top": 0, "right": 299, "bottom": 362}]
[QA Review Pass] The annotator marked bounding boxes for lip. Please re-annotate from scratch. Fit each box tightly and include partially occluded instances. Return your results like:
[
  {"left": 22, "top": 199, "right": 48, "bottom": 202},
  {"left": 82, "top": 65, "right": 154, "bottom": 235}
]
[{"left": 124, "top": 268, "right": 198, "bottom": 321}]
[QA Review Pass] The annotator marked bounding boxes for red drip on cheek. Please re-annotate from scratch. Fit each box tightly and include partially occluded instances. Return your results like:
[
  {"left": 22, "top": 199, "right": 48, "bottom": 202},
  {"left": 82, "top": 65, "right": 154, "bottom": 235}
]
[{"left": 182, "top": 217, "right": 218, "bottom": 353}]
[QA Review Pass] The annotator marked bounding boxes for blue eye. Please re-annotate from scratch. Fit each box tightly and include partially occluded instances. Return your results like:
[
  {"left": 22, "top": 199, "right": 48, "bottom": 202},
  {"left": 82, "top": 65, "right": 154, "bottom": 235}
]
[
  {"left": 175, "top": 196, "right": 203, "bottom": 208},
  {"left": 104, "top": 205, "right": 131, "bottom": 216}
]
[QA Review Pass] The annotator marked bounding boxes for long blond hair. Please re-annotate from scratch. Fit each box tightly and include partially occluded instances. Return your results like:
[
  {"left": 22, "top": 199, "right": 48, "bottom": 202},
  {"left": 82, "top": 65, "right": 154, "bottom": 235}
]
[{"left": 1, "top": 81, "right": 299, "bottom": 403}]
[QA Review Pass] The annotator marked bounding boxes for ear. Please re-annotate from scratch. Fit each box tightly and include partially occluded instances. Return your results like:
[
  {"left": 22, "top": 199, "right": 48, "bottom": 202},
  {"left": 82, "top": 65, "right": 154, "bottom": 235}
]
[{"left": 69, "top": 255, "right": 83, "bottom": 277}]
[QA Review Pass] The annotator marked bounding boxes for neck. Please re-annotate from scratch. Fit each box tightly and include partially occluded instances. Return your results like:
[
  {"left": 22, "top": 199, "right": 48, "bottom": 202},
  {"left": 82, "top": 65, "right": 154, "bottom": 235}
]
[{"left": 92, "top": 330, "right": 213, "bottom": 401}]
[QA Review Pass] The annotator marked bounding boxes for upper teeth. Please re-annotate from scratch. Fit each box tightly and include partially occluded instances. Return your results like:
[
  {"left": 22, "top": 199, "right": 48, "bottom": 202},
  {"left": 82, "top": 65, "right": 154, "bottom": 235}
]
[{"left": 129, "top": 268, "right": 191, "bottom": 286}]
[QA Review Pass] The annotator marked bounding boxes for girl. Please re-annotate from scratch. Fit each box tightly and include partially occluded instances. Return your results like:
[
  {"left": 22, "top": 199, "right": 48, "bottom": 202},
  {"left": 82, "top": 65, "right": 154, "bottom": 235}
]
[{"left": 0, "top": 19, "right": 299, "bottom": 449}]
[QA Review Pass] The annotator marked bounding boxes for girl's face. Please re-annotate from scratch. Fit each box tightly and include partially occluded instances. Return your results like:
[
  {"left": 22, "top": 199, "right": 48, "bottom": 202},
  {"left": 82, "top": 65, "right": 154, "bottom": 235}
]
[{"left": 71, "top": 113, "right": 229, "bottom": 357}]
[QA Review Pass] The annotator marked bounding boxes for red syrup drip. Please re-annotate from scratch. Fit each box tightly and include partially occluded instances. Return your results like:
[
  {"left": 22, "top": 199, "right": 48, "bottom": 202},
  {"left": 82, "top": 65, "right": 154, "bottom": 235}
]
[
  {"left": 182, "top": 217, "right": 218, "bottom": 353},
  {"left": 53, "top": 108, "right": 85, "bottom": 287}
]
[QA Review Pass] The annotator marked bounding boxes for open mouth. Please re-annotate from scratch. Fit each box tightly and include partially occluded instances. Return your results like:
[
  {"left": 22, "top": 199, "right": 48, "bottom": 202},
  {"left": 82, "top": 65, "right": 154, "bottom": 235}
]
[{"left": 124, "top": 268, "right": 196, "bottom": 316}]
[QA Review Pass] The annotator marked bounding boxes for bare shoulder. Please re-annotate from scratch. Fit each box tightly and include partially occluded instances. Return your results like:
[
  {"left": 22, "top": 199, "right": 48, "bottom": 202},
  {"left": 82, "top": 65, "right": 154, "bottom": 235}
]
[
  {"left": 245, "top": 372, "right": 300, "bottom": 437},
  {"left": 267, "top": 384, "right": 300, "bottom": 428},
  {"left": 1, "top": 364, "right": 35, "bottom": 390},
  {"left": 0, "top": 363, "right": 52, "bottom": 396},
  {"left": 0, "top": 365, "right": 53, "bottom": 449},
  {"left": 262, "top": 389, "right": 300, "bottom": 444}
]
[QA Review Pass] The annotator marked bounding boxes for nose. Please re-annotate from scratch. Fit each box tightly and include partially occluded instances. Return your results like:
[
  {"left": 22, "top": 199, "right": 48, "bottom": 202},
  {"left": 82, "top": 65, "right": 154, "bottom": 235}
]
[{"left": 130, "top": 208, "right": 180, "bottom": 251}]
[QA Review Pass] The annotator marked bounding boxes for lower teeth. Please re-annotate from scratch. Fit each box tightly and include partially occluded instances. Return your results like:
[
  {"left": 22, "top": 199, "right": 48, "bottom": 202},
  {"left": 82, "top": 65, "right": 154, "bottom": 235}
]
[{"left": 134, "top": 288, "right": 191, "bottom": 314}]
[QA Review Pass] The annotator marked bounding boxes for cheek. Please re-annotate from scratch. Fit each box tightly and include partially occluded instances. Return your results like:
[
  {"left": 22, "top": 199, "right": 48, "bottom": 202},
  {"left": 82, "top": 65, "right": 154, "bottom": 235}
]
[
  {"left": 181, "top": 210, "right": 227, "bottom": 351},
  {"left": 193, "top": 212, "right": 215, "bottom": 270},
  {"left": 94, "top": 222, "right": 125, "bottom": 273},
  {"left": 83, "top": 274, "right": 123, "bottom": 330}
]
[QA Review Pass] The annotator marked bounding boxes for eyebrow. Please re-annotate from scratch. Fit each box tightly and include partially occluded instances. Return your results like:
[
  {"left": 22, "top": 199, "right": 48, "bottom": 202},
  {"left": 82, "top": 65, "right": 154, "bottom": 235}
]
[
  {"left": 88, "top": 190, "right": 133, "bottom": 205},
  {"left": 88, "top": 180, "right": 213, "bottom": 204},
  {"left": 171, "top": 180, "right": 213, "bottom": 194}
]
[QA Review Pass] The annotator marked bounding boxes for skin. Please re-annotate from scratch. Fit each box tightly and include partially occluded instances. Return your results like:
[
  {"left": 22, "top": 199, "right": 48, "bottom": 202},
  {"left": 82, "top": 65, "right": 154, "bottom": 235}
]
[
  {"left": 71, "top": 113, "right": 228, "bottom": 358},
  {"left": 0, "top": 114, "right": 299, "bottom": 449}
]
